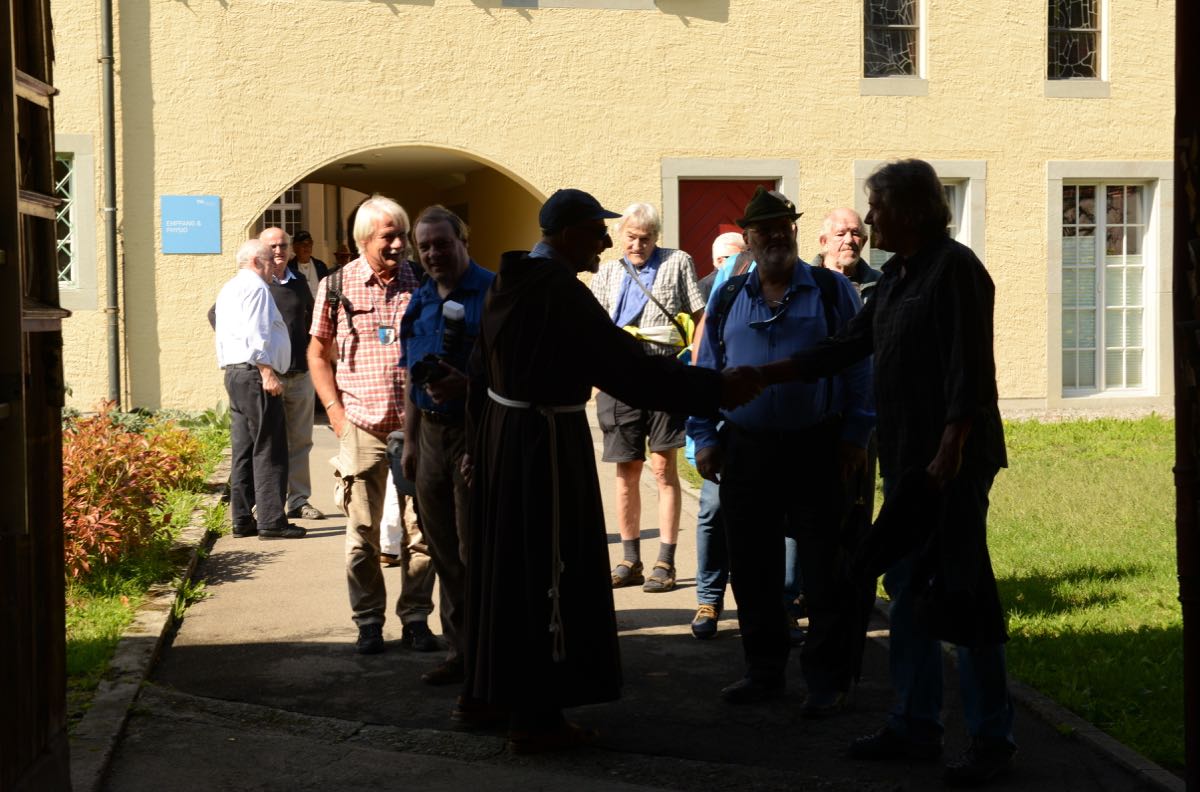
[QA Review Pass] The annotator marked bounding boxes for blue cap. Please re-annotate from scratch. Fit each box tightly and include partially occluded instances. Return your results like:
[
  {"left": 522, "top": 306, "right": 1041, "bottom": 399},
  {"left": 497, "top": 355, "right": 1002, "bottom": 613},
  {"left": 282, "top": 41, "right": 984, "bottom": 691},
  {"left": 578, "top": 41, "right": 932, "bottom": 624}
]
[{"left": 539, "top": 189, "right": 621, "bottom": 234}]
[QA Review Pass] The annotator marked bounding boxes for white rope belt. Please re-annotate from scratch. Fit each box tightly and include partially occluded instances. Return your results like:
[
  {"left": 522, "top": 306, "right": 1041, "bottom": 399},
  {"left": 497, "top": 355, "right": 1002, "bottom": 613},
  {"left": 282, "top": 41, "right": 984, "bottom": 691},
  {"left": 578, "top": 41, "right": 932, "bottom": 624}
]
[{"left": 487, "top": 388, "right": 586, "bottom": 662}]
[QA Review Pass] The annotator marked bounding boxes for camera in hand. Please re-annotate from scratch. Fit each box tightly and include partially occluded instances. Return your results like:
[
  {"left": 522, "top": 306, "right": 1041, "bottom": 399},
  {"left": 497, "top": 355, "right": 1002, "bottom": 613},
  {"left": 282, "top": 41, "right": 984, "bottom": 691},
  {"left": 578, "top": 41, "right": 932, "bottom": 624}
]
[{"left": 410, "top": 300, "right": 466, "bottom": 387}]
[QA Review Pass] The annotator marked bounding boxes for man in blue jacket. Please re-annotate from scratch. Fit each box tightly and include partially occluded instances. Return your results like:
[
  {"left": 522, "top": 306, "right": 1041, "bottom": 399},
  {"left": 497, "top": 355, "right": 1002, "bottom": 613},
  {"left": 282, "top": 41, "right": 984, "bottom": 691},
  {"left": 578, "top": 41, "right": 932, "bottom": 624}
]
[
  {"left": 688, "top": 188, "right": 873, "bottom": 716},
  {"left": 400, "top": 205, "right": 495, "bottom": 687}
]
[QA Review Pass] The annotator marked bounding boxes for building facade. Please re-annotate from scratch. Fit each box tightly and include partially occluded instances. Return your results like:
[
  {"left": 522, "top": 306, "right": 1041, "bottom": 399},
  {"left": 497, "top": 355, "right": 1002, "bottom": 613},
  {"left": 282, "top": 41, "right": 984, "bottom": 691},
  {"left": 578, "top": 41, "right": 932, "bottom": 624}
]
[{"left": 51, "top": 0, "right": 1175, "bottom": 414}]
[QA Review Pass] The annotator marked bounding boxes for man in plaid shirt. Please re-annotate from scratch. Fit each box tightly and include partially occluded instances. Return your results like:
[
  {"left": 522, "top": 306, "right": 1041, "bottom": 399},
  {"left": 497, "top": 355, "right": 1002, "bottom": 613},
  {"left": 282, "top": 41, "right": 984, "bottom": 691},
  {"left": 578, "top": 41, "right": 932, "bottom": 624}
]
[
  {"left": 589, "top": 202, "right": 705, "bottom": 594},
  {"left": 309, "top": 195, "right": 421, "bottom": 655}
]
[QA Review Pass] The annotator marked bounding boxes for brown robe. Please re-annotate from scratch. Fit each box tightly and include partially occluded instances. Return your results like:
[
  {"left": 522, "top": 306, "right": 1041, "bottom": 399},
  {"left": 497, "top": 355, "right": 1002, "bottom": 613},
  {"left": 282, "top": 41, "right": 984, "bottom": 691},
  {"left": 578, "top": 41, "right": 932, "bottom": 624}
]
[{"left": 463, "top": 249, "right": 721, "bottom": 711}]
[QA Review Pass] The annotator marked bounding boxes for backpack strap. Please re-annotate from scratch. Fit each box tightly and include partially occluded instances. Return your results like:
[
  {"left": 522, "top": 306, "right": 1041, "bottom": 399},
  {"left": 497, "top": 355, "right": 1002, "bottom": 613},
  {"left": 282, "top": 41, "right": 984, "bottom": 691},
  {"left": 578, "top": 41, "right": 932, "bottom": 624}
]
[
  {"left": 809, "top": 265, "right": 840, "bottom": 339},
  {"left": 711, "top": 273, "right": 749, "bottom": 367},
  {"left": 809, "top": 265, "right": 843, "bottom": 409},
  {"left": 323, "top": 268, "right": 355, "bottom": 359}
]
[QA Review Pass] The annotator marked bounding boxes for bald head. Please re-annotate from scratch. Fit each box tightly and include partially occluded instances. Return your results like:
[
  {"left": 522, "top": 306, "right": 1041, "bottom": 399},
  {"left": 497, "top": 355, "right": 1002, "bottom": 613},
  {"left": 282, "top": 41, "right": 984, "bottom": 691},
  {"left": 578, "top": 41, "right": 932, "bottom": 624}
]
[
  {"left": 259, "top": 227, "right": 290, "bottom": 280},
  {"left": 818, "top": 208, "right": 867, "bottom": 275}
]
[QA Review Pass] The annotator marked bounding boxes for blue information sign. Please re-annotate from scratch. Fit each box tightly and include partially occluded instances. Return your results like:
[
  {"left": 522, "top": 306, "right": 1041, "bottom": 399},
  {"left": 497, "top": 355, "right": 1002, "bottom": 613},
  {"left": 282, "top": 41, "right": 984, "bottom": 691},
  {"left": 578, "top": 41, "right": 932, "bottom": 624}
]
[{"left": 161, "top": 195, "right": 222, "bottom": 254}]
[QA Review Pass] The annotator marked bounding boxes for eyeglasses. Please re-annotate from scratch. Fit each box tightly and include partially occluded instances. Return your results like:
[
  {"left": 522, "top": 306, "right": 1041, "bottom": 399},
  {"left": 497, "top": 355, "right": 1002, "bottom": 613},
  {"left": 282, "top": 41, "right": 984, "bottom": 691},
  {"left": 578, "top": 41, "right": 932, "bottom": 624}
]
[{"left": 748, "top": 290, "right": 798, "bottom": 330}]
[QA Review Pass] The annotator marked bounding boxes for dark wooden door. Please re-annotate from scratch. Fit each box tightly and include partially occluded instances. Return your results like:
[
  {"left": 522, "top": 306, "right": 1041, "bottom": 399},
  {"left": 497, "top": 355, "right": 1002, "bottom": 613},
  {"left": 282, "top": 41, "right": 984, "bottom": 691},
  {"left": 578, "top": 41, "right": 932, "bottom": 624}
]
[
  {"left": 1, "top": 0, "right": 72, "bottom": 789},
  {"left": 678, "top": 178, "right": 775, "bottom": 278}
]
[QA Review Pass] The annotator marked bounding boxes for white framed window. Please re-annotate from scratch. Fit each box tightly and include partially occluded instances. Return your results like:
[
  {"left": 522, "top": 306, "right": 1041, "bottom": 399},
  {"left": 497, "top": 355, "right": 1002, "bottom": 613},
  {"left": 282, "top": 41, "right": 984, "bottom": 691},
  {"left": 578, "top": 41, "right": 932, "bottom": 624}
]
[
  {"left": 53, "top": 134, "right": 98, "bottom": 311},
  {"left": 1045, "top": 0, "right": 1109, "bottom": 97},
  {"left": 256, "top": 184, "right": 303, "bottom": 238},
  {"left": 853, "top": 159, "right": 986, "bottom": 268},
  {"left": 861, "top": 0, "right": 928, "bottom": 96},
  {"left": 54, "top": 153, "right": 77, "bottom": 287},
  {"left": 1047, "top": 161, "right": 1173, "bottom": 405}
]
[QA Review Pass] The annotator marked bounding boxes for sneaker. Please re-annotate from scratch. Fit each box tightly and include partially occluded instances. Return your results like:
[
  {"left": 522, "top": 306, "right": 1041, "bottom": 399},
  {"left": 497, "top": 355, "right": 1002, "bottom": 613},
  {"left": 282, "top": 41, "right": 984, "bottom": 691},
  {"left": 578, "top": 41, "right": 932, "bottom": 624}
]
[
  {"left": 401, "top": 621, "right": 439, "bottom": 652},
  {"left": 691, "top": 604, "right": 720, "bottom": 640},
  {"left": 943, "top": 737, "right": 1016, "bottom": 787},
  {"left": 231, "top": 524, "right": 257, "bottom": 538},
  {"left": 287, "top": 502, "right": 324, "bottom": 520},
  {"left": 258, "top": 523, "right": 307, "bottom": 540},
  {"left": 356, "top": 623, "right": 384, "bottom": 655}
]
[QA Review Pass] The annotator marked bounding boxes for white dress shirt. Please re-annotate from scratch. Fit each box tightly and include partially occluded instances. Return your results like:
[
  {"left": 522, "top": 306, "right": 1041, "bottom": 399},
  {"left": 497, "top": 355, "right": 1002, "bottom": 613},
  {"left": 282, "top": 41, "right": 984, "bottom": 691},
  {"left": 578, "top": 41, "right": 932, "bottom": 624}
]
[{"left": 214, "top": 268, "right": 291, "bottom": 373}]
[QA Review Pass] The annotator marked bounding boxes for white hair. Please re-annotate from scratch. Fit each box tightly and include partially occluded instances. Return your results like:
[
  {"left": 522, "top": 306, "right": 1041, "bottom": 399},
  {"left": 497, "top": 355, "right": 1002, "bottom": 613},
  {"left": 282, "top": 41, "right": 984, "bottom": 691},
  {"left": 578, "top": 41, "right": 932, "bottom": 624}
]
[
  {"left": 616, "top": 202, "right": 661, "bottom": 238},
  {"left": 236, "top": 240, "right": 270, "bottom": 268},
  {"left": 353, "top": 195, "right": 411, "bottom": 247},
  {"left": 711, "top": 231, "right": 746, "bottom": 259},
  {"left": 820, "top": 207, "right": 864, "bottom": 237}
]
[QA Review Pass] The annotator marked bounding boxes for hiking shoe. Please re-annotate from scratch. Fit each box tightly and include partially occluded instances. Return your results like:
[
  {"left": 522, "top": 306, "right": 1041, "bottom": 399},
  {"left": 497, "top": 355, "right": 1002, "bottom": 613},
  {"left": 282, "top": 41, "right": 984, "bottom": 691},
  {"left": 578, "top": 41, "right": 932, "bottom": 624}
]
[
  {"left": 401, "top": 621, "right": 439, "bottom": 652},
  {"left": 801, "top": 689, "right": 847, "bottom": 719},
  {"left": 944, "top": 737, "right": 1016, "bottom": 787},
  {"left": 849, "top": 726, "right": 942, "bottom": 761},
  {"left": 691, "top": 604, "right": 720, "bottom": 640},
  {"left": 258, "top": 523, "right": 306, "bottom": 540},
  {"left": 287, "top": 502, "right": 325, "bottom": 520},
  {"left": 356, "top": 623, "right": 384, "bottom": 655}
]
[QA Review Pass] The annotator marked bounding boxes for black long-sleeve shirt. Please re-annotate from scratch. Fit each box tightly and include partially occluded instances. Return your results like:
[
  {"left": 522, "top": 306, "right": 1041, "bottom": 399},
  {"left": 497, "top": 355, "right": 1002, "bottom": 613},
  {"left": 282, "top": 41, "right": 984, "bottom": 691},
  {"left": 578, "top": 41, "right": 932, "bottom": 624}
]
[{"left": 792, "top": 235, "right": 1006, "bottom": 479}]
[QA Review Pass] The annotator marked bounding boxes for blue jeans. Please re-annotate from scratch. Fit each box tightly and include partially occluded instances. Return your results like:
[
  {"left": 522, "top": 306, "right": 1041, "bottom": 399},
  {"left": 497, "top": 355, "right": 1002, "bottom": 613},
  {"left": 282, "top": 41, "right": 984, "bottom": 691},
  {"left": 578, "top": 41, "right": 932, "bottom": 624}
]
[
  {"left": 783, "top": 535, "right": 803, "bottom": 611},
  {"left": 881, "top": 475, "right": 1015, "bottom": 744},
  {"left": 694, "top": 478, "right": 728, "bottom": 608}
]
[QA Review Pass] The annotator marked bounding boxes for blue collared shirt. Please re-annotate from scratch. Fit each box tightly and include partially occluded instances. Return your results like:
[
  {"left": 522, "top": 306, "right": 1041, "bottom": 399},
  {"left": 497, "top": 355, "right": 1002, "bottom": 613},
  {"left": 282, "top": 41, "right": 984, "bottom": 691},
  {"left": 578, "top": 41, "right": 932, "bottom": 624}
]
[
  {"left": 611, "top": 248, "right": 662, "bottom": 327},
  {"left": 686, "top": 258, "right": 874, "bottom": 451},
  {"left": 399, "top": 260, "right": 495, "bottom": 415}
]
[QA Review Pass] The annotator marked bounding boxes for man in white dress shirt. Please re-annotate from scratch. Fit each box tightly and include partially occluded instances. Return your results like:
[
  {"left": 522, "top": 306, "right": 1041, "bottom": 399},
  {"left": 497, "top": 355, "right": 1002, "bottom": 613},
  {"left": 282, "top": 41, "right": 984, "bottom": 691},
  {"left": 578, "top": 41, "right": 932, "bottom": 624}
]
[{"left": 214, "top": 239, "right": 305, "bottom": 540}]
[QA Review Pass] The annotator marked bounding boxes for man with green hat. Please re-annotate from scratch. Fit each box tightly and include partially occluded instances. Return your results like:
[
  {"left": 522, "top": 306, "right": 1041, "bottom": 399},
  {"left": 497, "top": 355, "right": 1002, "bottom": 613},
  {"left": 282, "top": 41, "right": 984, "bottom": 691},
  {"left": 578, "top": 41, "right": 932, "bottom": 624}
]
[{"left": 687, "top": 186, "right": 874, "bottom": 715}]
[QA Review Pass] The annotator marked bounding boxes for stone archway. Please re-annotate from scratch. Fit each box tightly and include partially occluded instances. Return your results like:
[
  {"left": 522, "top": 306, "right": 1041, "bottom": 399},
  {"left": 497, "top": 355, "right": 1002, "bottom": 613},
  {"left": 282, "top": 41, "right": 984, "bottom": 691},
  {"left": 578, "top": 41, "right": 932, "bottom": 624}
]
[{"left": 259, "top": 145, "right": 545, "bottom": 272}]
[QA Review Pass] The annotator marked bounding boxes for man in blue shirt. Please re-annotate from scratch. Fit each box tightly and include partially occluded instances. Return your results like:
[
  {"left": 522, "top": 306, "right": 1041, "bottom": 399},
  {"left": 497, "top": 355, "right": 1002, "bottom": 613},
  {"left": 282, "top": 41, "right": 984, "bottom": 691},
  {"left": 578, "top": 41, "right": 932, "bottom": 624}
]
[
  {"left": 399, "top": 205, "right": 495, "bottom": 687},
  {"left": 688, "top": 187, "right": 873, "bottom": 714}
]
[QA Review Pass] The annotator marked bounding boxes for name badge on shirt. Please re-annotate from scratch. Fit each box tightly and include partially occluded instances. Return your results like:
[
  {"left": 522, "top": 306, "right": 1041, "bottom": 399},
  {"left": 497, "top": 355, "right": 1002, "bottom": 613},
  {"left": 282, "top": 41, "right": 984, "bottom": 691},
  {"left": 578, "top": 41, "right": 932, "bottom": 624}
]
[{"left": 377, "top": 325, "right": 397, "bottom": 345}]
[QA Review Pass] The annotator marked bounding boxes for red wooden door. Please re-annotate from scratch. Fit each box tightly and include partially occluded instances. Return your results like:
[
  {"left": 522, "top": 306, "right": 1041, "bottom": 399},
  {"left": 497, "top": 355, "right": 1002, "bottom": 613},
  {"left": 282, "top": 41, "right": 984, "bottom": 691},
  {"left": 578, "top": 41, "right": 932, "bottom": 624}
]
[{"left": 678, "top": 178, "right": 775, "bottom": 277}]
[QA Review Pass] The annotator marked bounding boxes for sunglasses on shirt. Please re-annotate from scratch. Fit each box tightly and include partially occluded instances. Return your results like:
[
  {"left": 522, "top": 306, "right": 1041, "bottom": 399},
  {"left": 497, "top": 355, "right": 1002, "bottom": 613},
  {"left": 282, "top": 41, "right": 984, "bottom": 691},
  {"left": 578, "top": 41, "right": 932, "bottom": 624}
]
[{"left": 748, "top": 290, "right": 798, "bottom": 330}]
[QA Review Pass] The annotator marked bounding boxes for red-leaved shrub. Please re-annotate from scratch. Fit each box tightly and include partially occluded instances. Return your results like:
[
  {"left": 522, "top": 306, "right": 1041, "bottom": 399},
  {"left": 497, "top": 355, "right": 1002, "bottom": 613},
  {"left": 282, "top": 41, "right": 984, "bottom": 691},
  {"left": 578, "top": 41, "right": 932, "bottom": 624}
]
[{"left": 62, "top": 403, "right": 204, "bottom": 578}]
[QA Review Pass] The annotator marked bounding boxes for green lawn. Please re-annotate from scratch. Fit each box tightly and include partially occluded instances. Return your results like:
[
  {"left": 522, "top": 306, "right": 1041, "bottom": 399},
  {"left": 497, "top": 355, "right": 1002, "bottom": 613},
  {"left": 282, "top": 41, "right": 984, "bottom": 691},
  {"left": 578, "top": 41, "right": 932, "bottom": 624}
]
[
  {"left": 989, "top": 417, "right": 1180, "bottom": 771},
  {"left": 680, "top": 416, "right": 1182, "bottom": 771}
]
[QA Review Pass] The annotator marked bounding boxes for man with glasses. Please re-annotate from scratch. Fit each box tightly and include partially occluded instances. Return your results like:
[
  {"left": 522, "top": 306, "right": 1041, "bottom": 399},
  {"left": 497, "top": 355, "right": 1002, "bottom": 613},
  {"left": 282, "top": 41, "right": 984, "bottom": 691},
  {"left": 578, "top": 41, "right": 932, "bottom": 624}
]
[
  {"left": 687, "top": 187, "right": 873, "bottom": 715},
  {"left": 260, "top": 227, "right": 324, "bottom": 522},
  {"left": 308, "top": 196, "right": 421, "bottom": 655}
]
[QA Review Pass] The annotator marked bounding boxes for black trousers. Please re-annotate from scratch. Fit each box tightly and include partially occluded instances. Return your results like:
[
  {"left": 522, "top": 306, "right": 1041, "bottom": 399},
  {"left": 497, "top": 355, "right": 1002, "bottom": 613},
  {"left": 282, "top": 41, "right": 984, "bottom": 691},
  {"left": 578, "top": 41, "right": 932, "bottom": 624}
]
[
  {"left": 720, "top": 421, "right": 862, "bottom": 693},
  {"left": 225, "top": 366, "right": 288, "bottom": 531}
]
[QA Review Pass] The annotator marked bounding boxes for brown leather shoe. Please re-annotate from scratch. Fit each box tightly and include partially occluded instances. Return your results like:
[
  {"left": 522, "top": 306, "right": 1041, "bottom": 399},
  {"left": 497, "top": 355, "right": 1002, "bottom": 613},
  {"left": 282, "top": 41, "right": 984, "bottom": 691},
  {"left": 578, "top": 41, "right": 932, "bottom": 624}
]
[
  {"left": 421, "top": 657, "right": 465, "bottom": 686},
  {"left": 507, "top": 721, "right": 597, "bottom": 754}
]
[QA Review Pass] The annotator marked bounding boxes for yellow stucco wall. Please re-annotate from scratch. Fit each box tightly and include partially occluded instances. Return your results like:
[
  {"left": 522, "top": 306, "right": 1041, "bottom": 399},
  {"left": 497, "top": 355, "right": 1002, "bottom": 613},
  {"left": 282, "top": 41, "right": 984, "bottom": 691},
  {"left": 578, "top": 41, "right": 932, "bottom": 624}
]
[{"left": 51, "top": 0, "right": 1175, "bottom": 412}]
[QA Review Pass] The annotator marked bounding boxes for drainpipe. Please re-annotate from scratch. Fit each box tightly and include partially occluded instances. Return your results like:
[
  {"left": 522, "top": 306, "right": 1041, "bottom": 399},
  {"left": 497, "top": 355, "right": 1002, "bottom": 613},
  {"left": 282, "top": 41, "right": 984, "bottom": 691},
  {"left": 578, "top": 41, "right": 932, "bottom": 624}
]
[{"left": 100, "top": 0, "right": 121, "bottom": 405}]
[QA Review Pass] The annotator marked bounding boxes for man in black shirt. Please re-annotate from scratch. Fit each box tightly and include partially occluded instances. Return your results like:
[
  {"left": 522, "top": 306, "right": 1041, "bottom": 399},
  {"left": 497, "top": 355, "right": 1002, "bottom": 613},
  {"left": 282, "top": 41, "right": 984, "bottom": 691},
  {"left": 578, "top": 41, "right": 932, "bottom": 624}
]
[
  {"left": 759, "top": 160, "right": 1015, "bottom": 788},
  {"left": 261, "top": 227, "right": 324, "bottom": 521}
]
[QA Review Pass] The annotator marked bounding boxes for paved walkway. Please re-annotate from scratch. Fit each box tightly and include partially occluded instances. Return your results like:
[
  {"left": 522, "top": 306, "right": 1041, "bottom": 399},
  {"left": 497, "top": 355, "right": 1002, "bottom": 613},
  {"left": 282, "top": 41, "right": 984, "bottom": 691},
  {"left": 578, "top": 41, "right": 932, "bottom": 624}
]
[{"left": 102, "top": 410, "right": 1161, "bottom": 791}]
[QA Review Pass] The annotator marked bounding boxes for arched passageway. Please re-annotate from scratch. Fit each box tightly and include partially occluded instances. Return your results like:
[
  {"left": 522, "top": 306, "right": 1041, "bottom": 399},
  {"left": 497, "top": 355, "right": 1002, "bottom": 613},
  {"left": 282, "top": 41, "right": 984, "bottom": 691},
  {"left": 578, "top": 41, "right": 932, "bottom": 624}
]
[{"left": 254, "top": 145, "right": 544, "bottom": 272}]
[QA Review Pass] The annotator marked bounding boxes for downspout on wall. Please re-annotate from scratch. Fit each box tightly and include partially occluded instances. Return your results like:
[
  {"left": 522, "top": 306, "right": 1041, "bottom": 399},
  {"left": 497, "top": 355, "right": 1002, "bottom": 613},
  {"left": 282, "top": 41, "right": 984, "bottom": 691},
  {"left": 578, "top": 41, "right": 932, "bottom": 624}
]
[{"left": 100, "top": 0, "right": 120, "bottom": 405}]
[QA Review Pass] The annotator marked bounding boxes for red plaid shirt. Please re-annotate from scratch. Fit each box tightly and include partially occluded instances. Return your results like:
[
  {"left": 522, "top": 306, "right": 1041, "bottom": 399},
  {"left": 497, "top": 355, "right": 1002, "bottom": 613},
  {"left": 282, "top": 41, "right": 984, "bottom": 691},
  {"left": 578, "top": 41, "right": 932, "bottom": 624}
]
[{"left": 310, "top": 257, "right": 419, "bottom": 435}]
